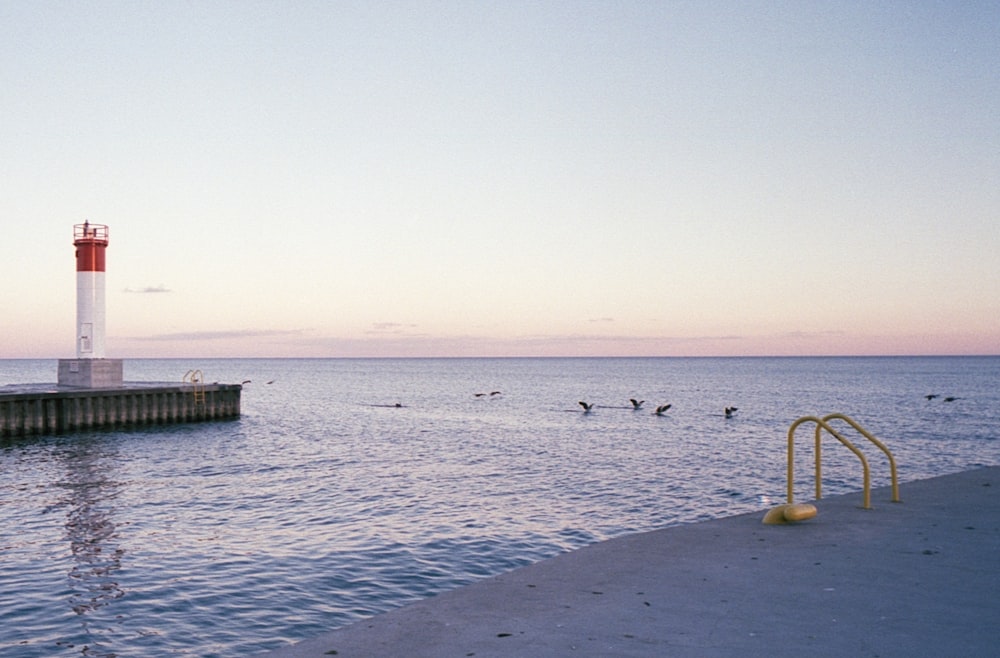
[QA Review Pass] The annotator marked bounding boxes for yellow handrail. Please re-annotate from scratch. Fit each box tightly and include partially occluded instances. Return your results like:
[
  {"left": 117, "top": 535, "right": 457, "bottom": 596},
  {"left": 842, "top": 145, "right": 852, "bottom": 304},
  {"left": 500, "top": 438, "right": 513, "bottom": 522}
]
[{"left": 786, "top": 413, "right": 900, "bottom": 510}]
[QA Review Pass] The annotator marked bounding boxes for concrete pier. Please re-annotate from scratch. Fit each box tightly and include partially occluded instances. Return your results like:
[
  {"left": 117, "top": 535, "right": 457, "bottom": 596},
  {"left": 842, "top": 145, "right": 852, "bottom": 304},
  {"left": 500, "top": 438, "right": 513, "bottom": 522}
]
[
  {"left": 0, "top": 382, "right": 241, "bottom": 437},
  {"left": 263, "top": 467, "right": 1000, "bottom": 658}
]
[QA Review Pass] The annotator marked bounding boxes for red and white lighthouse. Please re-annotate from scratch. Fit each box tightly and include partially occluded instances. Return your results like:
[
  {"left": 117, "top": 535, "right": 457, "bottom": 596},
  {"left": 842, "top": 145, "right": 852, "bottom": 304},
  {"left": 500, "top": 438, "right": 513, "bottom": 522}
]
[
  {"left": 73, "top": 221, "right": 109, "bottom": 358},
  {"left": 58, "top": 221, "right": 123, "bottom": 388}
]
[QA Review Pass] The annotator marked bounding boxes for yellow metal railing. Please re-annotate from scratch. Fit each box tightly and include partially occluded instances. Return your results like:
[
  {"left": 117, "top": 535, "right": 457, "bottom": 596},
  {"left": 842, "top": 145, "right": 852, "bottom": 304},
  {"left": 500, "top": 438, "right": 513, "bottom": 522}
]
[
  {"left": 183, "top": 369, "right": 206, "bottom": 405},
  {"left": 786, "top": 413, "right": 900, "bottom": 510}
]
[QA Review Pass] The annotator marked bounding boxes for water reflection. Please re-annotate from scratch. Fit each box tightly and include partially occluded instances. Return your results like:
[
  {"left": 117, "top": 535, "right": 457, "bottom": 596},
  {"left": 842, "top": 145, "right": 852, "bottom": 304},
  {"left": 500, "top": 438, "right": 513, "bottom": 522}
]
[
  {"left": 2, "top": 357, "right": 997, "bottom": 657},
  {"left": 59, "top": 438, "right": 125, "bottom": 657}
]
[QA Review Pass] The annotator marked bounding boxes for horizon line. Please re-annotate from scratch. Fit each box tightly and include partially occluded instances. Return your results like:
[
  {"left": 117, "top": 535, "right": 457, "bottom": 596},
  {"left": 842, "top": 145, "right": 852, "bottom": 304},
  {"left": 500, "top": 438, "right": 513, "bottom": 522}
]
[{"left": 2, "top": 354, "right": 998, "bottom": 361}]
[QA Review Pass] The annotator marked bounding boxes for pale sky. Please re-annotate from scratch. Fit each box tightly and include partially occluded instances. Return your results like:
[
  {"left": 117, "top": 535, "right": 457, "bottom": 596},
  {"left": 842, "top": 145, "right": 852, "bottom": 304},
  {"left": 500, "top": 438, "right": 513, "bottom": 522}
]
[{"left": 2, "top": 1, "right": 998, "bottom": 358}]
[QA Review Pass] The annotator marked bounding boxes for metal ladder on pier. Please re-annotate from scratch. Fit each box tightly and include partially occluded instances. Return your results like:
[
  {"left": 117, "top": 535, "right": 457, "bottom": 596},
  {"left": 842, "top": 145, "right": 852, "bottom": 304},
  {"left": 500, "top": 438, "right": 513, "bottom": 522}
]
[{"left": 183, "top": 370, "right": 206, "bottom": 405}]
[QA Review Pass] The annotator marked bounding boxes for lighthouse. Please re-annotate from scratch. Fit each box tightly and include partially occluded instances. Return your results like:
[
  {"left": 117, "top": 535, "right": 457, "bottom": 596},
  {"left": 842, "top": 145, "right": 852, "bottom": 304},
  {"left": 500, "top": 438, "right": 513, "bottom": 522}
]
[
  {"left": 57, "top": 221, "right": 123, "bottom": 388},
  {"left": 74, "top": 221, "right": 108, "bottom": 358}
]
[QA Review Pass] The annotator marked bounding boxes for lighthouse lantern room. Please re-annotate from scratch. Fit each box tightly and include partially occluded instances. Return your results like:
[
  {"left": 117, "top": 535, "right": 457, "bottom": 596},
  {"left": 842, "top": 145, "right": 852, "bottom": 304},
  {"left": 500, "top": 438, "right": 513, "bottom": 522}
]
[{"left": 57, "top": 221, "right": 124, "bottom": 388}]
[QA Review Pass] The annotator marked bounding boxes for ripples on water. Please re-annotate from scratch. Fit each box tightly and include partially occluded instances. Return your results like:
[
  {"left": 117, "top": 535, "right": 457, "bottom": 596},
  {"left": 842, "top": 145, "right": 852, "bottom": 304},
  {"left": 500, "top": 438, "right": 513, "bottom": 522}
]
[{"left": 1, "top": 356, "right": 998, "bottom": 656}]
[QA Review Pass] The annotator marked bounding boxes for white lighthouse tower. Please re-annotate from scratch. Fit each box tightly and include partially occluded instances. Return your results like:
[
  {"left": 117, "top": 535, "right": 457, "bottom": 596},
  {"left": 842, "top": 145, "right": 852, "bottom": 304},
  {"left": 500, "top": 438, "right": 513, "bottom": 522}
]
[{"left": 58, "top": 221, "right": 123, "bottom": 388}]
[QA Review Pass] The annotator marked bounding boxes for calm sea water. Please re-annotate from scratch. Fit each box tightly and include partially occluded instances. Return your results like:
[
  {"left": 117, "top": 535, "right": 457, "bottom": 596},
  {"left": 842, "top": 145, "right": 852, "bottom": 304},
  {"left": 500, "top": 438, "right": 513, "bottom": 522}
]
[{"left": 1, "top": 356, "right": 998, "bottom": 656}]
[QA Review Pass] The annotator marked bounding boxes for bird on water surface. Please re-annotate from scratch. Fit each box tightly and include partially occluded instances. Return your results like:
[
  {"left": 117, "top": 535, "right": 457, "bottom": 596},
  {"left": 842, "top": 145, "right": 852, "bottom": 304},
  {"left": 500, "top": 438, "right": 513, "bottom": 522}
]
[
  {"left": 630, "top": 399, "right": 644, "bottom": 409},
  {"left": 579, "top": 401, "right": 594, "bottom": 412},
  {"left": 655, "top": 404, "right": 672, "bottom": 415}
]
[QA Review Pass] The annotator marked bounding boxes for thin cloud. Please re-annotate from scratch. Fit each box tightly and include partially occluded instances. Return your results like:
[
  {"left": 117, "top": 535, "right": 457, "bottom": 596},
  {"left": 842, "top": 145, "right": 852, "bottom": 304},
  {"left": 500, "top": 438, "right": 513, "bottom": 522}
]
[
  {"left": 780, "top": 330, "right": 847, "bottom": 339},
  {"left": 367, "top": 322, "right": 420, "bottom": 334},
  {"left": 518, "top": 333, "right": 744, "bottom": 345},
  {"left": 136, "top": 329, "right": 307, "bottom": 341},
  {"left": 124, "top": 285, "right": 171, "bottom": 293}
]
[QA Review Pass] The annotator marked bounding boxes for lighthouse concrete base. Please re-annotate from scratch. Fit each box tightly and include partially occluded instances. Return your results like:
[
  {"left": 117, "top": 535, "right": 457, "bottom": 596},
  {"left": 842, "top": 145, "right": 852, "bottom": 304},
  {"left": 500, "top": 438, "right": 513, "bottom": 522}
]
[{"left": 58, "top": 358, "right": 124, "bottom": 388}]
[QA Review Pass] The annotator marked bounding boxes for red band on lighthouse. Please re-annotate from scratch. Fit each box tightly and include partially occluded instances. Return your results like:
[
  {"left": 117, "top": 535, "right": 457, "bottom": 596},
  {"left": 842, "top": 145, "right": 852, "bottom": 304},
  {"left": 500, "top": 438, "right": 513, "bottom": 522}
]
[{"left": 74, "top": 222, "right": 109, "bottom": 272}]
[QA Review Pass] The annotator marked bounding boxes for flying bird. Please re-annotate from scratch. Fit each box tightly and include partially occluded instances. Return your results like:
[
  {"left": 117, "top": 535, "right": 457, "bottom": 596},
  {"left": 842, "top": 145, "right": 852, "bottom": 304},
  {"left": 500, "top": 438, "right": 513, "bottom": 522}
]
[
  {"left": 944, "top": 396, "right": 960, "bottom": 402},
  {"left": 241, "top": 380, "right": 252, "bottom": 385},
  {"left": 925, "top": 394, "right": 939, "bottom": 400},
  {"left": 579, "top": 401, "right": 594, "bottom": 412},
  {"left": 725, "top": 406, "right": 738, "bottom": 418},
  {"left": 655, "top": 404, "right": 672, "bottom": 415},
  {"left": 630, "top": 399, "right": 644, "bottom": 409}
]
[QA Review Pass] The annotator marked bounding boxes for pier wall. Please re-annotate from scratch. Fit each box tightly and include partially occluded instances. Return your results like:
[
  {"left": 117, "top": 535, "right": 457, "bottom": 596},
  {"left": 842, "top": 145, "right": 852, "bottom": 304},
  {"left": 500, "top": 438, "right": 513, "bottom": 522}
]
[{"left": 0, "top": 384, "right": 241, "bottom": 438}]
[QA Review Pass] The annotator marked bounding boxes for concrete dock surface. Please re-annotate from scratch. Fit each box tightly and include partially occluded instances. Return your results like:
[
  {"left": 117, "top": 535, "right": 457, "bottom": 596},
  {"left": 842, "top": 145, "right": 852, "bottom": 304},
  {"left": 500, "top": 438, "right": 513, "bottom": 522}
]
[{"left": 264, "top": 467, "right": 1000, "bottom": 657}]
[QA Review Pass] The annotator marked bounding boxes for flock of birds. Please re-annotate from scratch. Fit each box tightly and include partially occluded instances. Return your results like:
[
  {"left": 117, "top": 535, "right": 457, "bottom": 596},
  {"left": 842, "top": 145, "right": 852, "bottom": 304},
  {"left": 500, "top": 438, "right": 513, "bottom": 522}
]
[
  {"left": 242, "top": 380, "right": 960, "bottom": 413},
  {"left": 575, "top": 398, "right": 739, "bottom": 418}
]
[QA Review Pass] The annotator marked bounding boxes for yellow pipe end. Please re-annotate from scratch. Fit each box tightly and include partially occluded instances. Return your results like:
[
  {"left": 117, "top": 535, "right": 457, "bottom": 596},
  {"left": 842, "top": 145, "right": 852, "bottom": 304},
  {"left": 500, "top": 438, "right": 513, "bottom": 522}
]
[{"left": 762, "top": 503, "right": 818, "bottom": 525}]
